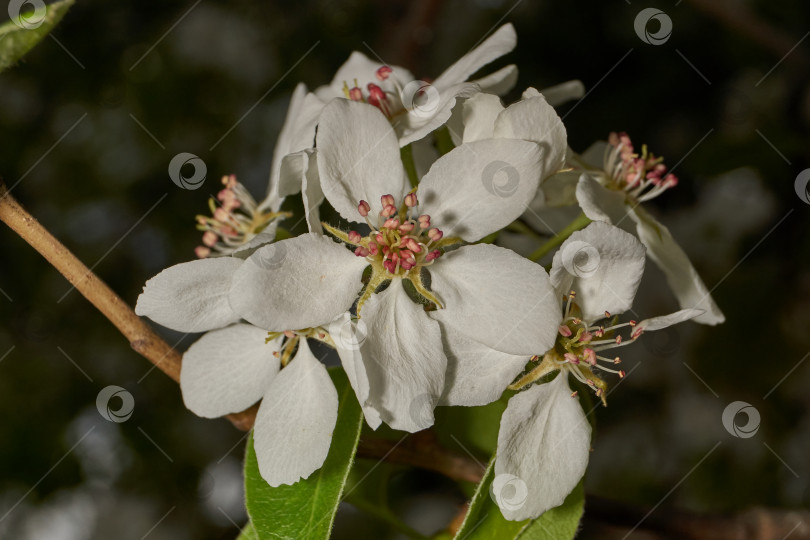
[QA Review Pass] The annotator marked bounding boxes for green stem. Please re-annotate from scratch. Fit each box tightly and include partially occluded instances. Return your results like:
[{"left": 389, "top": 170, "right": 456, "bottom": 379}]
[
  {"left": 506, "top": 219, "right": 543, "bottom": 241},
  {"left": 400, "top": 144, "right": 419, "bottom": 188},
  {"left": 435, "top": 126, "right": 455, "bottom": 155},
  {"left": 527, "top": 212, "right": 592, "bottom": 262},
  {"left": 345, "top": 495, "right": 429, "bottom": 540},
  {"left": 477, "top": 231, "right": 499, "bottom": 244}
]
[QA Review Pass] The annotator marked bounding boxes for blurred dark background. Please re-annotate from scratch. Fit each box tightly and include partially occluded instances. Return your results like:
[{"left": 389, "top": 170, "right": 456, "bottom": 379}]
[{"left": 1, "top": 0, "right": 809, "bottom": 538}]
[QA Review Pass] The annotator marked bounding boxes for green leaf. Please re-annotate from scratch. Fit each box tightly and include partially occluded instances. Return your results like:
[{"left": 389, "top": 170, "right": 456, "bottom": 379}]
[
  {"left": 454, "top": 458, "right": 584, "bottom": 540},
  {"left": 244, "top": 367, "right": 364, "bottom": 540},
  {"left": 0, "top": 0, "right": 75, "bottom": 73},
  {"left": 236, "top": 522, "right": 259, "bottom": 540}
]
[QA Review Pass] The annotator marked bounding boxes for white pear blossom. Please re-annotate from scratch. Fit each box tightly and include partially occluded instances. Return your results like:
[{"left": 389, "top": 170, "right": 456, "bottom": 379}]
[
  {"left": 539, "top": 132, "right": 724, "bottom": 325},
  {"left": 135, "top": 261, "right": 368, "bottom": 486},
  {"left": 494, "top": 221, "right": 704, "bottom": 520},
  {"left": 228, "top": 98, "right": 564, "bottom": 431},
  {"left": 309, "top": 23, "right": 520, "bottom": 148},
  {"left": 452, "top": 88, "right": 568, "bottom": 184}
]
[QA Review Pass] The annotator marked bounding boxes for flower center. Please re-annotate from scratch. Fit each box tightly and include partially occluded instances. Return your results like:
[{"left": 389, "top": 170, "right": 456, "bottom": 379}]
[
  {"left": 603, "top": 132, "right": 678, "bottom": 203},
  {"left": 266, "top": 327, "right": 328, "bottom": 367},
  {"left": 195, "top": 174, "right": 290, "bottom": 258},
  {"left": 348, "top": 193, "right": 443, "bottom": 277},
  {"left": 341, "top": 66, "right": 408, "bottom": 120},
  {"left": 509, "top": 290, "right": 647, "bottom": 403}
]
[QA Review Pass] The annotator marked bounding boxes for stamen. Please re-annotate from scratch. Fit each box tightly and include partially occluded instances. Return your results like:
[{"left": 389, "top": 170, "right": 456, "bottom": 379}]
[{"left": 376, "top": 66, "right": 392, "bottom": 81}]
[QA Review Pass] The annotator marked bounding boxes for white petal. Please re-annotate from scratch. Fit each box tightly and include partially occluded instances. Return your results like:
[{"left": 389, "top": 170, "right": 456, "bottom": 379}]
[
  {"left": 231, "top": 230, "right": 278, "bottom": 259},
  {"left": 328, "top": 313, "right": 382, "bottom": 429},
  {"left": 253, "top": 339, "right": 338, "bottom": 487},
  {"left": 396, "top": 82, "right": 480, "bottom": 147},
  {"left": 272, "top": 91, "right": 325, "bottom": 200},
  {"left": 358, "top": 279, "right": 447, "bottom": 432},
  {"left": 495, "top": 375, "right": 591, "bottom": 521},
  {"left": 317, "top": 99, "right": 408, "bottom": 222},
  {"left": 472, "top": 64, "right": 518, "bottom": 96},
  {"left": 181, "top": 324, "right": 281, "bottom": 418},
  {"left": 428, "top": 244, "right": 559, "bottom": 356},
  {"left": 539, "top": 79, "right": 585, "bottom": 107},
  {"left": 549, "top": 222, "right": 646, "bottom": 321},
  {"left": 575, "top": 174, "right": 632, "bottom": 229},
  {"left": 577, "top": 141, "right": 609, "bottom": 169},
  {"left": 631, "top": 207, "right": 725, "bottom": 324},
  {"left": 438, "top": 324, "right": 530, "bottom": 406},
  {"left": 229, "top": 233, "right": 367, "bottom": 331},
  {"left": 280, "top": 150, "right": 325, "bottom": 234},
  {"left": 494, "top": 90, "right": 568, "bottom": 178},
  {"left": 418, "top": 138, "right": 543, "bottom": 242},
  {"left": 433, "top": 24, "right": 517, "bottom": 90},
  {"left": 268, "top": 82, "right": 307, "bottom": 200},
  {"left": 461, "top": 92, "right": 504, "bottom": 143},
  {"left": 135, "top": 258, "right": 241, "bottom": 333},
  {"left": 636, "top": 308, "right": 704, "bottom": 333}
]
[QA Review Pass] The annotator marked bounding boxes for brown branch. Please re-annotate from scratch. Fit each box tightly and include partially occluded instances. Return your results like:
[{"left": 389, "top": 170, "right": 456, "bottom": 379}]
[
  {"left": 4, "top": 182, "right": 809, "bottom": 539},
  {"left": 0, "top": 183, "right": 255, "bottom": 430},
  {"left": 355, "top": 434, "right": 810, "bottom": 540},
  {"left": 356, "top": 430, "right": 485, "bottom": 484},
  {"left": 582, "top": 496, "right": 810, "bottom": 540}
]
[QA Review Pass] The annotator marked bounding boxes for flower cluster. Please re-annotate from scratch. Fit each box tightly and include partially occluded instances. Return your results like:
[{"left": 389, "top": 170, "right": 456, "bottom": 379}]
[{"left": 134, "top": 24, "right": 722, "bottom": 519}]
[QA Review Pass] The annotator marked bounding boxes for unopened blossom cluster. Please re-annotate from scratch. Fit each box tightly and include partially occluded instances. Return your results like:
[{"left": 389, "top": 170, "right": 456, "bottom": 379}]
[{"left": 134, "top": 24, "right": 723, "bottom": 521}]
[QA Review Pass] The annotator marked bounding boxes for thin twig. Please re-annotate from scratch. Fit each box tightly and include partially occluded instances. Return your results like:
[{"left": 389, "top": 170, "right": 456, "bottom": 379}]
[{"left": 0, "top": 182, "right": 256, "bottom": 430}]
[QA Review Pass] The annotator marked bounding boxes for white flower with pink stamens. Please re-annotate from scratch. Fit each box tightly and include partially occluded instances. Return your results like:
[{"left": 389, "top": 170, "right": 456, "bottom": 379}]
[
  {"left": 493, "top": 221, "right": 704, "bottom": 521},
  {"left": 228, "top": 98, "right": 563, "bottom": 432},
  {"left": 538, "top": 132, "right": 725, "bottom": 325},
  {"left": 194, "top": 174, "right": 291, "bottom": 259},
  {"left": 135, "top": 261, "right": 378, "bottom": 488},
  {"left": 309, "top": 23, "right": 520, "bottom": 147}
]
